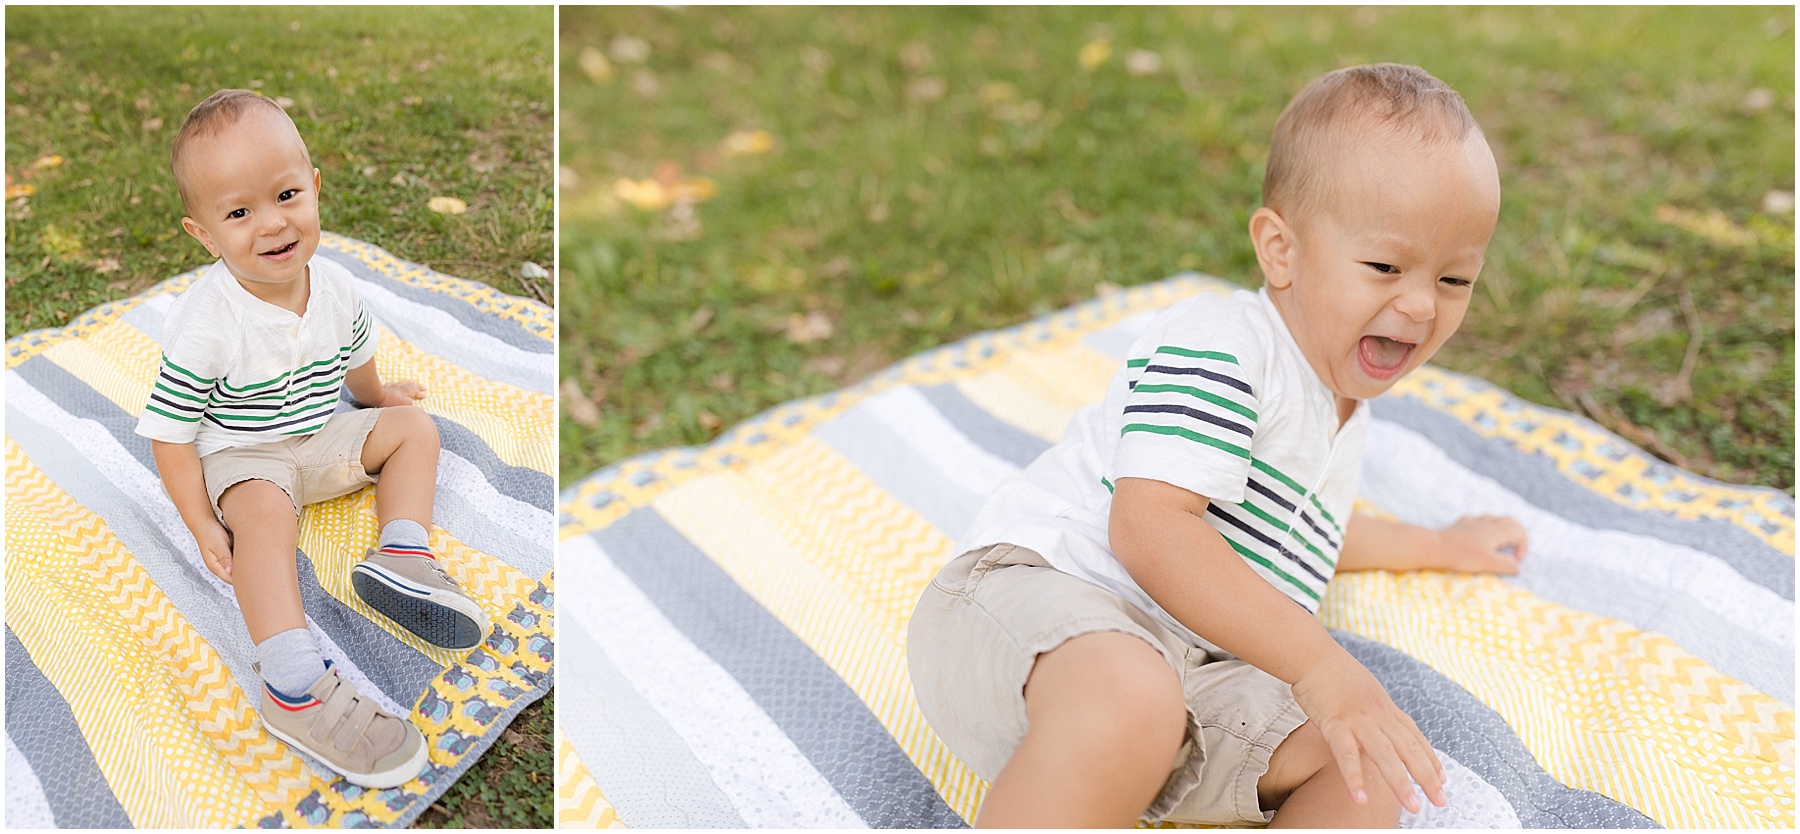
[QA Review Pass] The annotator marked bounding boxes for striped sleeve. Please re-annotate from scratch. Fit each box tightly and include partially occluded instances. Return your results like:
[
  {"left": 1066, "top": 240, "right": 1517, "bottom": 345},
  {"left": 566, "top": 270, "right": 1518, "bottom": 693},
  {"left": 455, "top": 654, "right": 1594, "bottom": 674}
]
[
  {"left": 1111, "top": 343, "right": 1260, "bottom": 504},
  {"left": 134, "top": 328, "right": 224, "bottom": 445},
  {"left": 347, "top": 294, "right": 379, "bottom": 368}
]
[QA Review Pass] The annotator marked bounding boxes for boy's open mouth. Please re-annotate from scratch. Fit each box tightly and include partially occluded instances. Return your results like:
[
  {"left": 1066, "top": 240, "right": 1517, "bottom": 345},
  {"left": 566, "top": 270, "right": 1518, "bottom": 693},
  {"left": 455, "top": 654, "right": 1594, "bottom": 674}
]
[
  {"left": 260, "top": 241, "right": 298, "bottom": 258},
  {"left": 1357, "top": 335, "right": 1415, "bottom": 379}
]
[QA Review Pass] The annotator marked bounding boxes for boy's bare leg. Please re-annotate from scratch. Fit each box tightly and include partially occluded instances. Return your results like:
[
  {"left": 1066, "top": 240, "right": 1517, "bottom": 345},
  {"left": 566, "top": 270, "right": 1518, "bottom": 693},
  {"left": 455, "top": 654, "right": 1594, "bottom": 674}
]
[
  {"left": 359, "top": 405, "right": 440, "bottom": 529},
  {"left": 1260, "top": 720, "right": 1403, "bottom": 828},
  {"left": 976, "top": 631, "right": 1188, "bottom": 828},
  {"left": 217, "top": 479, "right": 306, "bottom": 643}
]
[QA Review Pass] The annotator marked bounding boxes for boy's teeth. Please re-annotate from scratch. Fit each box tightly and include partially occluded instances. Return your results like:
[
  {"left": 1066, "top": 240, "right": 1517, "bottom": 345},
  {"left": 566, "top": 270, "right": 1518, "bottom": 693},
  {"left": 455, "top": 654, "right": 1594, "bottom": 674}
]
[{"left": 1360, "top": 335, "right": 1411, "bottom": 370}]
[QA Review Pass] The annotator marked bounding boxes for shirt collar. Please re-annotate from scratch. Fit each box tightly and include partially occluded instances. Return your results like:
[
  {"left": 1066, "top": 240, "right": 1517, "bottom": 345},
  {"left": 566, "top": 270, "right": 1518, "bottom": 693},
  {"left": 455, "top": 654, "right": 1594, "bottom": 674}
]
[{"left": 213, "top": 258, "right": 314, "bottom": 323}]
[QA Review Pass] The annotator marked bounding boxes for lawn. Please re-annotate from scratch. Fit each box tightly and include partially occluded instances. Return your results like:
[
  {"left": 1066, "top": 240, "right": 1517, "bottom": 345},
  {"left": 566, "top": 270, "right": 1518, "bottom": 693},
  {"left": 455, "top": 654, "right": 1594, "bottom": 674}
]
[
  {"left": 559, "top": 6, "right": 1794, "bottom": 495},
  {"left": 5, "top": 6, "right": 554, "bottom": 828}
]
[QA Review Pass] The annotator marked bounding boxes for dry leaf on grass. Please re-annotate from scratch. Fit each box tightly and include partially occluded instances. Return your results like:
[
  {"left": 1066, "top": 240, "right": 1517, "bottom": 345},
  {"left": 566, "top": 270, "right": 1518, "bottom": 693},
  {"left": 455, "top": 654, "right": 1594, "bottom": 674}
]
[
  {"left": 94, "top": 257, "right": 121, "bottom": 274},
  {"left": 722, "top": 129, "right": 775, "bottom": 157},
  {"left": 562, "top": 378, "right": 601, "bottom": 427},
  {"left": 427, "top": 196, "right": 468, "bottom": 215},
  {"left": 1078, "top": 38, "right": 1111, "bottom": 71},
  {"left": 30, "top": 154, "right": 63, "bottom": 169},
  {"left": 578, "top": 46, "right": 614, "bottom": 84},
  {"left": 785, "top": 311, "right": 834, "bottom": 344},
  {"left": 613, "top": 178, "right": 671, "bottom": 212},
  {"left": 1125, "top": 50, "right": 1162, "bottom": 76}
]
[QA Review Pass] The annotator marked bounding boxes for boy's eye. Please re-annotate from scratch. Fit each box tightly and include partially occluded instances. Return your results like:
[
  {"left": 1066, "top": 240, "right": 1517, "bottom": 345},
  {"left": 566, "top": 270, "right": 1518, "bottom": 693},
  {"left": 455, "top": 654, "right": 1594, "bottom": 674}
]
[
  {"left": 1364, "top": 262, "right": 1399, "bottom": 275},
  {"left": 227, "top": 208, "right": 248, "bottom": 219},
  {"left": 278, "top": 189, "right": 298, "bottom": 201},
  {"left": 1440, "top": 276, "right": 1474, "bottom": 288}
]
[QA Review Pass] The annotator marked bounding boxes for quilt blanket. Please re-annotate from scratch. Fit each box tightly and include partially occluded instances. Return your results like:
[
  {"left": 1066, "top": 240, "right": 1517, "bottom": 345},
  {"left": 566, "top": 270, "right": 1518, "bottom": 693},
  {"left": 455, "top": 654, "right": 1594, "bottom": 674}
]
[
  {"left": 5, "top": 233, "right": 555, "bottom": 828},
  {"left": 558, "top": 274, "right": 1792, "bottom": 829}
]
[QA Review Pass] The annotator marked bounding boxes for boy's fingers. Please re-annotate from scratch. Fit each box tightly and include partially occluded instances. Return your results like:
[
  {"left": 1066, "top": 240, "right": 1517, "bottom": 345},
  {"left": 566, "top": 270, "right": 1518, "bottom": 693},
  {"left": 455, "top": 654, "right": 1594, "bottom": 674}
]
[
  {"left": 1358, "top": 729, "right": 1421, "bottom": 814},
  {"left": 1323, "top": 728, "right": 1369, "bottom": 805},
  {"left": 1395, "top": 726, "right": 1448, "bottom": 806}
]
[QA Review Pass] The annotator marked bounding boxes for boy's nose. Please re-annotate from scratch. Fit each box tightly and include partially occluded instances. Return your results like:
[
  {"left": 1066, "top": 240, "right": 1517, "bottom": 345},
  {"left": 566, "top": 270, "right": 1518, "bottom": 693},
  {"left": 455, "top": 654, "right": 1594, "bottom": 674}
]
[{"left": 1394, "top": 280, "right": 1436, "bottom": 322}]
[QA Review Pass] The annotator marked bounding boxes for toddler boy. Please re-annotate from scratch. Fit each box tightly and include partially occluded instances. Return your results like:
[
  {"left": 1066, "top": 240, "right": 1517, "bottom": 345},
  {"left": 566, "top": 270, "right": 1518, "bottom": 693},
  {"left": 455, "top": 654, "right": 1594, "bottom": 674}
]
[
  {"left": 909, "top": 64, "right": 1530, "bottom": 827},
  {"left": 136, "top": 89, "right": 491, "bottom": 789}
]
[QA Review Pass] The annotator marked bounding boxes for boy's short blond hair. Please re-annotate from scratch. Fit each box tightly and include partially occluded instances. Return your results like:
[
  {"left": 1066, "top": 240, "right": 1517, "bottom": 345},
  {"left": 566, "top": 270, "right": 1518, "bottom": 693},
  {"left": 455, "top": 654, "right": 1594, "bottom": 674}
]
[
  {"left": 1262, "top": 63, "right": 1481, "bottom": 227},
  {"left": 170, "top": 89, "right": 307, "bottom": 211}
]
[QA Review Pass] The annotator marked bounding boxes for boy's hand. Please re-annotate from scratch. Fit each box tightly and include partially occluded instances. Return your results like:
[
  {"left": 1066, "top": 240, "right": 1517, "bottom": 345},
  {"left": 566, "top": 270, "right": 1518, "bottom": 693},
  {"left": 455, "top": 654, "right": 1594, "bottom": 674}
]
[
  {"left": 1433, "top": 514, "right": 1528, "bottom": 574},
  {"left": 1290, "top": 653, "right": 1447, "bottom": 814},
  {"left": 195, "top": 519, "right": 235, "bottom": 584},
  {"left": 377, "top": 380, "right": 428, "bottom": 407}
]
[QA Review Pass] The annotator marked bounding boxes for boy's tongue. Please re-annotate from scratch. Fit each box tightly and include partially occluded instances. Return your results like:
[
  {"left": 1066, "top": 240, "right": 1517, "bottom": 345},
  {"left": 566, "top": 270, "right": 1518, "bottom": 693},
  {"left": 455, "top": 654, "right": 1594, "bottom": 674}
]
[{"left": 1359, "top": 335, "right": 1412, "bottom": 371}]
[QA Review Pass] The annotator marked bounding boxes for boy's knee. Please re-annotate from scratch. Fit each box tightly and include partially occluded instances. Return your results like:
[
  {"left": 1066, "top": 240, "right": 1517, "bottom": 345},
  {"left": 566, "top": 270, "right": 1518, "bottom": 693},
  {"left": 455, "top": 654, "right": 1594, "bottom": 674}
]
[
  {"left": 1028, "top": 632, "right": 1187, "bottom": 757},
  {"left": 218, "top": 479, "right": 297, "bottom": 525},
  {"left": 379, "top": 404, "right": 439, "bottom": 443}
]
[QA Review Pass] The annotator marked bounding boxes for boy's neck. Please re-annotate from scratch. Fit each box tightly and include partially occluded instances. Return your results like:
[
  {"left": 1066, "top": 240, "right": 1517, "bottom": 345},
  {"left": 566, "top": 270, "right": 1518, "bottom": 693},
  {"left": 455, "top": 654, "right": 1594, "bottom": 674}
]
[
  {"left": 1335, "top": 394, "right": 1358, "bottom": 430},
  {"left": 232, "top": 263, "right": 312, "bottom": 316}
]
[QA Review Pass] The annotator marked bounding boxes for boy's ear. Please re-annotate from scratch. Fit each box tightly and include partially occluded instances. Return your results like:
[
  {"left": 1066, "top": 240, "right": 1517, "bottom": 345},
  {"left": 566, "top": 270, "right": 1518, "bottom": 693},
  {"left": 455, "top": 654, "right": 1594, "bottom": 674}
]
[
  {"left": 180, "top": 217, "right": 220, "bottom": 258},
  {"left": 1249, "top": 207, "right": 1295, "bottom": 290},
  {"left": 313, "top": 167, "right": 321, "bottom": 194}
]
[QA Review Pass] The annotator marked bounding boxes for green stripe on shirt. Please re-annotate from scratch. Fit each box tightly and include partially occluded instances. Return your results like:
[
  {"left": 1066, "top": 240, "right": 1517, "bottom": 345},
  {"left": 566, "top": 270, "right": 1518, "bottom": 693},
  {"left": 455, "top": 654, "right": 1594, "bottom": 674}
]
[
  {"left": 1219, "top": 531, "right": 1321, "bottom": 602},
  {"left": 1120, "top": 423, "right": 1250, "bottom": 459}
]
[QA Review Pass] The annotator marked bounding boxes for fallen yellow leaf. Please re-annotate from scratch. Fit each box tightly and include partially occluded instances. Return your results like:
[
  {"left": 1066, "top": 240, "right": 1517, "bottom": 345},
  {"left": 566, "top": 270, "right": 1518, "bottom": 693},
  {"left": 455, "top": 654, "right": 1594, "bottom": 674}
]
[
  {"left": 670, "top": 177, "right": 717, "bottom": 203},
  {"left": 578, "top": 46, "right": 614, "bottom": 84},
  {"left": 1654, "top": 204, "right": 1758, "bottom": 248},
  {"left": 427, "top": 196, "right": 468, "bottom": 215},
  {"left": 1078, "top": 38, "right": 1111, "bottom": 72},
  {"left": 722, "top": 129, "right": 775, "bottom": 157},
  {"left": 613, "top": 178, "right": 672, "bottom": 212},
  {"left": 30, "top": 154, "right": 63, "bottom": 169},
  {"left": 6, "top": 183, "right": 35, "bottom": 200}
]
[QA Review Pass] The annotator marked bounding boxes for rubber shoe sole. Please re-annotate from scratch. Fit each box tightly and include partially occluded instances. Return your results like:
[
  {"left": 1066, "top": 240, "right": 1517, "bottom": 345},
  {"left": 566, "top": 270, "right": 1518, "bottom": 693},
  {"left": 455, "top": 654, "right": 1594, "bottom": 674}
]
[
  {"left": 263, "top": 712, "right": 428, "bottom": 789},
  {"left": 352, "top": 563, "right": 488, "bottom": 650}
]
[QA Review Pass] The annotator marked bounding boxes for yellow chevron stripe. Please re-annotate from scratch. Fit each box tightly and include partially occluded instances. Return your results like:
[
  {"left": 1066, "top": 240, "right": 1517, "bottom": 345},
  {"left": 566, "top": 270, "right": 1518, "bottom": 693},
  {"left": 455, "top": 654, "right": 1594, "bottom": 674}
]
[
  {"left": 6, "top": 442, "right": 317, "bottom": 826},
  {"left": 1392, "top": 366, "right": 1794, "bottom": 555},
  {"left": 654, "top": 439, "right": 987, "bottom": 822},
  {"left": 1321, "top": 569, "right": 1793, "bottom": 828},
  {"left": 952, "top": 342, "right": 1119, "bottom": 443},
  {"left": 296, "top": 488, "right": 540, "bottom": 667},
  {"left": 318, "top": 233, "right": 554, "bottom": 341},
  {"left": 364, "top": 326, "right": 554, "bottom": 475},
  {"left": 556, "top": 729, "right": 627, "bottom": 828},
  {"left": 38, "top": 317, "right": 165, "bottom": 417}
]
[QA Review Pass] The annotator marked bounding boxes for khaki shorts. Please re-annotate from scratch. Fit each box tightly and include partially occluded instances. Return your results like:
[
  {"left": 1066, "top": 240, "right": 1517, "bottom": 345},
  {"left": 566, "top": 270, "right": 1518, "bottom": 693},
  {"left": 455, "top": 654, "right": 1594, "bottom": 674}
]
[
  {"left": 908, "top": 543, "right": 1307, "bottom": 825},
  {"left": 200, "top": 407, "right": 385, "bottom": 520}
]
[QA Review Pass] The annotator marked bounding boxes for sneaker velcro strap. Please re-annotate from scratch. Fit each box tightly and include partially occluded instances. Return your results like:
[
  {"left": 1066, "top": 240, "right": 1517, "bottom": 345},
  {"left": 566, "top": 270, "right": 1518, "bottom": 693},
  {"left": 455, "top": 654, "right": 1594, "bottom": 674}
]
[
  {"left": 311, "top": 680, "right": 359, "bottom": 745},
  {"left": 335, "top": 699, "right": 381, "bottom": 754}
]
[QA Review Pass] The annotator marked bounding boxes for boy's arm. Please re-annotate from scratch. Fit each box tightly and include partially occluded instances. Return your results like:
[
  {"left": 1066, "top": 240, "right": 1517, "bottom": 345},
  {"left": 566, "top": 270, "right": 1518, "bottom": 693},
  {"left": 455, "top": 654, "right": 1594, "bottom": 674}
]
[
  {"left": 1337, "top": 513, "right": 1527, "bottom": 574},
  {"left": 150, "top": 440, "right": 236, "bottom": 584},
  {"left": 343, "top": 360, "right": 426, "bottom": 408},
  {"left": 1109, "top": 476, "right": 1447, "bottom": 813}
]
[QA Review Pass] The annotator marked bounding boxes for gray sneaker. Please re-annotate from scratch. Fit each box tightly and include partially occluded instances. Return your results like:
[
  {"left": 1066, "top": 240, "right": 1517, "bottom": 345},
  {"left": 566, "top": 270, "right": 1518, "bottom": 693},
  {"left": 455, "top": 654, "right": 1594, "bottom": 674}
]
[
  {"left": 351, "top": 545, "right": 491, "bottom": 650},
  {"left": 257, "top": 663, "right": 427, "bottom": 789}
]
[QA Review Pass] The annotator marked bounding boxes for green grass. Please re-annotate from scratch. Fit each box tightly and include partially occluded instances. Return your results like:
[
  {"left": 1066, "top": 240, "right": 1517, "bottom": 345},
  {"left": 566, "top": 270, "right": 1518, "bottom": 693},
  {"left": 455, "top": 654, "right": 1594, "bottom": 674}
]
[
  {"left": 6, "top": 7, "right": 553, "bottom": 828},
  {"left": 5, "top": 5, "right": 555, "bottom": 336},
  {"left": 559, "top": 6, "right": 1794, "bottom": 495}
]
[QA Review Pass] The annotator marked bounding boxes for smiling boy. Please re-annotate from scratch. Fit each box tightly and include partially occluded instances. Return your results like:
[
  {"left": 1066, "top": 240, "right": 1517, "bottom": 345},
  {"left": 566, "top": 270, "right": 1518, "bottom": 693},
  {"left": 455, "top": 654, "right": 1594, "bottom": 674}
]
[
  {"left": 909, "top": 64, "right": 1532, "bottom": 827},
  {"left": 136, "top": 89, "right": 490, "bottom": 788}
]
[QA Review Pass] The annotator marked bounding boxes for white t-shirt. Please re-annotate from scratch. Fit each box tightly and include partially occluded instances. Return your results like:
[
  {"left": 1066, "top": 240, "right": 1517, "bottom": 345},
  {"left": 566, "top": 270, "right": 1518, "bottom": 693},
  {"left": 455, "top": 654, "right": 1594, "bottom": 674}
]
[
  {"left": 959, "top": 287, "right": 1369, "bottom": 647},
  {"left": 135, "top": 256, "right": 379, "bottom": 458}
]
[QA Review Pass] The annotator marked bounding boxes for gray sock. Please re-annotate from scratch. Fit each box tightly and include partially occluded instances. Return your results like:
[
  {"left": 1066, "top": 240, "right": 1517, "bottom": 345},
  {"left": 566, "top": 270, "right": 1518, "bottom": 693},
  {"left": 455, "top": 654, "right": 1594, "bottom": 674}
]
[
  {"left": 378, "top": 519, "right": 431, "bottom": 557},
  {"left": 256, "top": 628, "right": 326, "bottom": 696}
]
